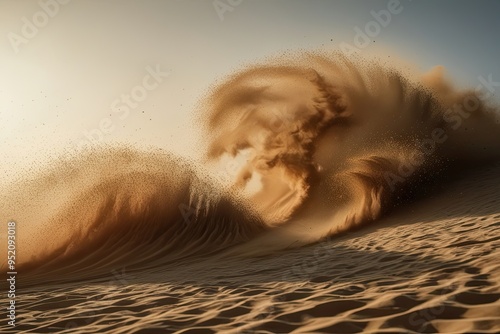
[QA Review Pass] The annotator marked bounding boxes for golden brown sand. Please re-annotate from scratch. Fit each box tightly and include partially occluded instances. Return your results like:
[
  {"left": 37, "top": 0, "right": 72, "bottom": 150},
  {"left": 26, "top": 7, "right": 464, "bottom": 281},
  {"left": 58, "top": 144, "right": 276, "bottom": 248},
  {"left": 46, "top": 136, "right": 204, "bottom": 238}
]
[
  {"left": 4, "top": 163, "right": 499, "bottom": 333},
  {"left": 2, "top": 52, "right": 499, "bottom": 334}
]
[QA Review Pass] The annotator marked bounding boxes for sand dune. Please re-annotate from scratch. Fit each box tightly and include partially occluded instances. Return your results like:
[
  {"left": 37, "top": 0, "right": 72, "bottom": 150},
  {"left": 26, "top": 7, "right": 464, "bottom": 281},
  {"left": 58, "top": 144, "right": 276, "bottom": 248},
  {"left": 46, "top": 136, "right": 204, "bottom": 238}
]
[
  {"left": 2, "top": 53, "right": 500, "bottom": 334},
  {"left": 4, "top": 162, "right": 499, "bottom": 333}
]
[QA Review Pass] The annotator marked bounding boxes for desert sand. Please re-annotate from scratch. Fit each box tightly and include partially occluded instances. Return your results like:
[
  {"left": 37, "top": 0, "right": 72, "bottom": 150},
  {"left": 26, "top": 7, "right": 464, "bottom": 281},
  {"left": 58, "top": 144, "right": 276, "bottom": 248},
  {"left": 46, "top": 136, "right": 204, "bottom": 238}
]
[
  {"left": 2, "top": 53, "right": 500, "bottom": 334},
  {"left": 4, "top": 162, "right": 499, "bottom": 333}
]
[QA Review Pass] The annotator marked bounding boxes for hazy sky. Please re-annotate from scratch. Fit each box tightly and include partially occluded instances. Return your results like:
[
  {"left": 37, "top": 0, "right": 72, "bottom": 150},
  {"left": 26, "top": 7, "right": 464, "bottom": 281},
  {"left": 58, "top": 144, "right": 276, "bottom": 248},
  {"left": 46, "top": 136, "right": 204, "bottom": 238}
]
[{"left": 1, "top": 0, "right": 499, "bottom": 185}]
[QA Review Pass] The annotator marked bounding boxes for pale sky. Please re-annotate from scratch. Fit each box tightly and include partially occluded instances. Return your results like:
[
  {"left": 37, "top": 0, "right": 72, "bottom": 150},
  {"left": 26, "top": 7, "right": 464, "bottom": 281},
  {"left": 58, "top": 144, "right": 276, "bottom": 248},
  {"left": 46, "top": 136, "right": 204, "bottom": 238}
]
[{"left": 1, "top": 0, "right": 499, "bottom": 185}]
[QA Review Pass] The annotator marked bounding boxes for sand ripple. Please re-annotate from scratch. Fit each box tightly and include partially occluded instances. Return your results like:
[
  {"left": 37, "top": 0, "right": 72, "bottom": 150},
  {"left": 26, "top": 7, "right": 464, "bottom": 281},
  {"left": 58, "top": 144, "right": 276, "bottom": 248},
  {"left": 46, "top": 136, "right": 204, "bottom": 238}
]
[{"left": 3, "top": 164, "right": 500, "bottom": 333}]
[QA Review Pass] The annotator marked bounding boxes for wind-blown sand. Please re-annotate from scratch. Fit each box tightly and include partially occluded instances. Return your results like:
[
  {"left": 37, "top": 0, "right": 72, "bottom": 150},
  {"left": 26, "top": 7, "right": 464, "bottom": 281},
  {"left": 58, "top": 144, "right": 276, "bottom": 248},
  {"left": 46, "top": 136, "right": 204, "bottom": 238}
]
[
  {"left": 4, "top": 162, "right": 499, "bottom": 333},
  {"left": 1, "top": 52, "right": 499, "bottom": 333}
]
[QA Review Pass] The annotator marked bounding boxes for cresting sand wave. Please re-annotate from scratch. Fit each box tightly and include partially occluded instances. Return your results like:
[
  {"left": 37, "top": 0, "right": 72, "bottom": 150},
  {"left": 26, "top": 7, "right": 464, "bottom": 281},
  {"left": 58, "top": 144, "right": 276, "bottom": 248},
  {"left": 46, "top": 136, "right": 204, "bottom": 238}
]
[
  {"left": 1, "top": 52, "right": 499, "bottom": 285},
  {"left": 3, "top": 162, "right": 500, "bottom": 333}
]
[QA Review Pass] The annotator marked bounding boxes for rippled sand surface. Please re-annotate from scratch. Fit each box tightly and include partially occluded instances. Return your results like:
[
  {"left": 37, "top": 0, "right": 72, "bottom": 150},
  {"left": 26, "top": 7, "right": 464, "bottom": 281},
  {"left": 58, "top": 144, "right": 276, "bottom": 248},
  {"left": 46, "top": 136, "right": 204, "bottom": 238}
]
[{"left": 6, "top": 164, "right": 500, "bottom": 334}]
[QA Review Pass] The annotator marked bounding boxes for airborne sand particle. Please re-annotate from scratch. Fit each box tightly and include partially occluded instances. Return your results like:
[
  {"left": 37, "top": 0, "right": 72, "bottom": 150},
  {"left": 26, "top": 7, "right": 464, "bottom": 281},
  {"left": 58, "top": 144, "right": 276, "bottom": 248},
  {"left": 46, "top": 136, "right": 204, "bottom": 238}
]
[{"left": 1, "top": 51, "right": 499, "bottom": 282}]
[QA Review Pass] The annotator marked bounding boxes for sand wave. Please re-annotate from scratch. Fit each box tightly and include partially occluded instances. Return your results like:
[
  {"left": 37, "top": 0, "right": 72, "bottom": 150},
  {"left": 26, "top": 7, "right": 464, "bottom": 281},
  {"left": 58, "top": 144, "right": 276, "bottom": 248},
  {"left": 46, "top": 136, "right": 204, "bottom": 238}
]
[{"left": 2, "top": 52, "right": 500, "bottom": 284}]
